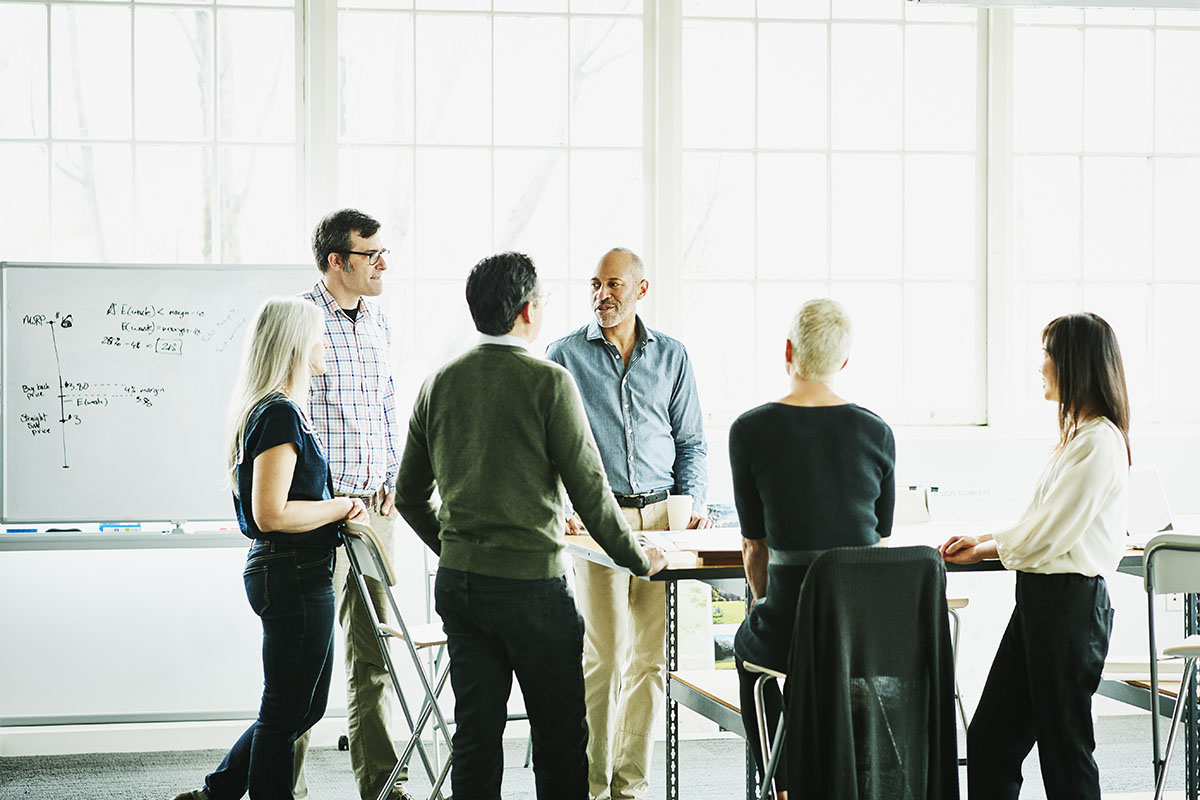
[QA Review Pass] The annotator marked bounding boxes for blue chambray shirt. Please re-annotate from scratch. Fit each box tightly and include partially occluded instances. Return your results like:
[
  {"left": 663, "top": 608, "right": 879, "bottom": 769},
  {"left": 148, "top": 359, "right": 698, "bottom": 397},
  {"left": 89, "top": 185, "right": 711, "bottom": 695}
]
[{"left": 546, "top": 317, "right": 708, "bottom": 515}]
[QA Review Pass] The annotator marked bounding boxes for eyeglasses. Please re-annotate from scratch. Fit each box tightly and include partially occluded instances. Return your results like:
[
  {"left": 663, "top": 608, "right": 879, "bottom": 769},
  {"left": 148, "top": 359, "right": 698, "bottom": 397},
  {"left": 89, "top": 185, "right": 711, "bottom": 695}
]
[
  {"left": 533, "top": 289, "right": 552, "bottom": 307},
  {"left": 342, "top": 248, "right": 389, "bottom": 266}
]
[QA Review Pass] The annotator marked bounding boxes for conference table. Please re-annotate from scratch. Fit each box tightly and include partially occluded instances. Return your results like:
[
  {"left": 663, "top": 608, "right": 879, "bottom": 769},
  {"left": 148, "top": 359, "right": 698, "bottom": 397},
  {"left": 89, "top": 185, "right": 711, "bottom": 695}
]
[{"left": 564, "top": 524, "right": 1186, "bottom": 800}]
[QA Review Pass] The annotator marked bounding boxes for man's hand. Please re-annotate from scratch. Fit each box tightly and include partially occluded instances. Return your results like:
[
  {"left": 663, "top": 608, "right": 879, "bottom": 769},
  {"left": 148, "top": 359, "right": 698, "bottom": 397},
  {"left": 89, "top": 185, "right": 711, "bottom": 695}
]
[
  {"left": 644, "top": 545, "right": 669, "bottom": 576},
  {"left": 687, "top": 514, "right": 713, "bottom": 530},
  {"left": 378, "top": 487, "right": 398, "bottom": 519},
  {"left": 565, "top": 516, "right": 585, "bottom": 536},
  {"left": 345, "top": 497, "right": 369, "bottom": 524}
]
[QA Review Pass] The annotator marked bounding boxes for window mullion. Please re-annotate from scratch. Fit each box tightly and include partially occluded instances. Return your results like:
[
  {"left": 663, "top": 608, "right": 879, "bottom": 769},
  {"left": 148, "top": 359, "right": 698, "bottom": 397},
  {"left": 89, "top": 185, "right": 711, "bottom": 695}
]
[
  {"left": 652, "top": 0, "right": 684, "bottom": 333},
  {"left": 985, "top": 8, "right": 1016, "bottom": 427},
  {"left": 302, "top": 0, "right": 337, "bottom": 230}
]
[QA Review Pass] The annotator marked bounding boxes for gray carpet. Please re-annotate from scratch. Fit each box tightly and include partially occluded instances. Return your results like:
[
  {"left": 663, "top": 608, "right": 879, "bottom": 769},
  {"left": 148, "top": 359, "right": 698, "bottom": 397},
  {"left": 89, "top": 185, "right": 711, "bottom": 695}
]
[{"left": 0, "top": 716, "right": 1185, "bottom": 799}]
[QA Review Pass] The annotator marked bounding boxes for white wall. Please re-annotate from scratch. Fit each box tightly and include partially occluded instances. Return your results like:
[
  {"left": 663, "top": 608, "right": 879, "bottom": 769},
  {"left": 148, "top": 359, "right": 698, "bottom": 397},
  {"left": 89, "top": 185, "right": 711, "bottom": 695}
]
[
  {"left": 0, "top": 537, "right": 439, "bottom": 755},
  {"left": 4, "top": 424, "right": 1196, "bottom": 754}
]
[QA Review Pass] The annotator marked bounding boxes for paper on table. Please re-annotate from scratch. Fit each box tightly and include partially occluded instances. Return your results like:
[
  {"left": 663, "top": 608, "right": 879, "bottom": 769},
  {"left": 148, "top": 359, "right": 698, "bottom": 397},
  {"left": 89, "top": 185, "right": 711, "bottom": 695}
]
[
  {"left": 668, "top": 528, "right": 744, "bottom": 553},
  {"left": 637, "top": 531, "right": 676, "bottom": 550},
  {"left": 634, "top": 531, "right": 700, "bottom": 569}
]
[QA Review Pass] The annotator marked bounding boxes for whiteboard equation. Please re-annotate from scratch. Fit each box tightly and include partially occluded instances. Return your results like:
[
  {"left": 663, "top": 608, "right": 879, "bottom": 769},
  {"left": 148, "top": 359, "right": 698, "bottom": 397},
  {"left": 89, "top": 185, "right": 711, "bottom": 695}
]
[{"left": 18, "top": 300, "right": 237, "bottom": 469}]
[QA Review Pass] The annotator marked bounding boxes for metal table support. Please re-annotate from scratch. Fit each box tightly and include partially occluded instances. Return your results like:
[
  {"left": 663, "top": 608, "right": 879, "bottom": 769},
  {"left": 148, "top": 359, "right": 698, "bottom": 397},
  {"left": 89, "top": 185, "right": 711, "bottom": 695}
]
[
  {"left": 666, "top": 579, "right": 679, "bottom": 800},
  {"left": 664, "top": 575, "right": 759, "bottom": 800},
  {"left": 1189, "top": 592, "right": 1198, "bottom": 799}
]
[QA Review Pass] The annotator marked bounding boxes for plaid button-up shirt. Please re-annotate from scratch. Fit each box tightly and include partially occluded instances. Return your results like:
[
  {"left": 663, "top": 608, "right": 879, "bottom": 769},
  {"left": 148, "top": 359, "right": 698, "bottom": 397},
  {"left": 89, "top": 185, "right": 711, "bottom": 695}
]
[{"left": 302, "top": 281, "right": 400, "bottom": 495}]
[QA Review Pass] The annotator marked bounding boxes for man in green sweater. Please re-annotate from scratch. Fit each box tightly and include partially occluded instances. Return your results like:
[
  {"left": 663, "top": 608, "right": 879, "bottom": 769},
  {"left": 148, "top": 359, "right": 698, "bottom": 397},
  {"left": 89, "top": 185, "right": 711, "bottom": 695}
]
[{"left": 395, "top": 251, "right": 667, "bottom": 800}]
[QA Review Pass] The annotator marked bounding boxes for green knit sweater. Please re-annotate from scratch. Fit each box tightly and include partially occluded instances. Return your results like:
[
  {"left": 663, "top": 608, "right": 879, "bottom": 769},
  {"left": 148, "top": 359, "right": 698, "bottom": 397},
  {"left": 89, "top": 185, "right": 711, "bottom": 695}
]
[{"left": 396, "top": 343, "right": 652, "bottom": 580}]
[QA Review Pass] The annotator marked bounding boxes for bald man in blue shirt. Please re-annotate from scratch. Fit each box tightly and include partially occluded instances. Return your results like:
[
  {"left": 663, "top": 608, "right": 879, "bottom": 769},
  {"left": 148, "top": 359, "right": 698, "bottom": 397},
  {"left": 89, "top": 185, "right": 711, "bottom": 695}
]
[{"left": 546, "top": 247, "right": 710, "bottom": 800}]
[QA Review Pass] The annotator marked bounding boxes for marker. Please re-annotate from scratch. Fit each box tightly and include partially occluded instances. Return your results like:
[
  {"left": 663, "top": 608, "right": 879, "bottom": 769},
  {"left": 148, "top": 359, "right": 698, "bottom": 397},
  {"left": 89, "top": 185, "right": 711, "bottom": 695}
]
[
  {"left": 5, "top": 528, "right": 37, "bottom": 533},
  {"left": 45, "top": 528, "right": 82, "bottom": 532},
  {"left": 100, "top": 522, "right": 142, "bottom": 532}
]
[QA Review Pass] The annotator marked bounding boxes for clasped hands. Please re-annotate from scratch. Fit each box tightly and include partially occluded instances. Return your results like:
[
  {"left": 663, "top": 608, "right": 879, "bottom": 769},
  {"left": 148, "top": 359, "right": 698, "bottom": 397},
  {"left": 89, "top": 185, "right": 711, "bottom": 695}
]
[{"left": 939, "top": 533, "right": 999, "bottom": 565}]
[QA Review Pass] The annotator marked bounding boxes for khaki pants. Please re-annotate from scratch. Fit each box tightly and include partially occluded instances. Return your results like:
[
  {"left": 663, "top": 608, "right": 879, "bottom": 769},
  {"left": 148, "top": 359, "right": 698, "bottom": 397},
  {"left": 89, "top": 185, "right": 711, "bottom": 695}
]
[
  {"left": 294, "top": 499, "right": 404, "bottom": 800},
  {"left": 576, "top": 501, "right": 668, "bottom": 800}
]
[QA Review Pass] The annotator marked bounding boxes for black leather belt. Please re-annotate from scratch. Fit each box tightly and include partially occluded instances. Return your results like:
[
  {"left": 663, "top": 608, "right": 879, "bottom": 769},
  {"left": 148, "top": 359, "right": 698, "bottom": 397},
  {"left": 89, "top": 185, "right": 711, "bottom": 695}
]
[{"left": 613, "top": 490, "right": 669, "bottom": 508}]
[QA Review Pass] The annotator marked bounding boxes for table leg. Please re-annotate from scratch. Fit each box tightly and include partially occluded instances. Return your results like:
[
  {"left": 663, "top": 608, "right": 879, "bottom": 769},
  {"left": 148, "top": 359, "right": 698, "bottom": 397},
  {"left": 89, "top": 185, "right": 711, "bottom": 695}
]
[
  {"left": 666, "top": 579, "right": 679, "bottom": 800},
  {"left": 747, "top": 739, "right": 758, "bottom": 800},
  {"left": 1188, "top": 592, "right": 1198, "bottom": 800},
  {"left": 745, "top": 579, "right": 758, "bottom": 800}
]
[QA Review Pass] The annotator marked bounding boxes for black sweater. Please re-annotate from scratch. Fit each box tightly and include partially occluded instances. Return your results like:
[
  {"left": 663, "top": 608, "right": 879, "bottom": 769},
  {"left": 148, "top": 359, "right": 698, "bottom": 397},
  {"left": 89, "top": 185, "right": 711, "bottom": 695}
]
[{"left": 731, "top": 402, "right": 895, "bottom": 670}]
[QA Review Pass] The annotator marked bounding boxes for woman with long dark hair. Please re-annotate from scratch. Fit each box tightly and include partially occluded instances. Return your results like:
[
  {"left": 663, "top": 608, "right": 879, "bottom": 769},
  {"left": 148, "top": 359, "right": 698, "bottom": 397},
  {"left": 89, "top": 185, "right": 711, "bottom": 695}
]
[{"left": 941, "top": 312, "right": 1130, "bottom": 799}]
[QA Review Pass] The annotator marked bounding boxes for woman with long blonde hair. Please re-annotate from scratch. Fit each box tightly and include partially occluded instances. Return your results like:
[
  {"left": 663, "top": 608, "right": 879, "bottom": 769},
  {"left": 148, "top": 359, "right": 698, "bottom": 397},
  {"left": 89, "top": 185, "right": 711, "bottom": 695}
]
[
  {"left": 941, "top": 311, "right": 1130, "bottom": 799},
  {"left": 174, "top": 297, "right": 366, "bottom": 800}
]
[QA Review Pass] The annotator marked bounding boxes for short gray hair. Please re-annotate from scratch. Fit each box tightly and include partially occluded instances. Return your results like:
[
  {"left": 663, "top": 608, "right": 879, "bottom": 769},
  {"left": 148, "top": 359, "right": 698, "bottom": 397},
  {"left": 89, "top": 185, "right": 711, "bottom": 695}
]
[
  {"left": 788, "top": 298, "right": 852, "bottom": 381},
  {"left": 603, "top": 247, "right": 645, "bottom": 282}
]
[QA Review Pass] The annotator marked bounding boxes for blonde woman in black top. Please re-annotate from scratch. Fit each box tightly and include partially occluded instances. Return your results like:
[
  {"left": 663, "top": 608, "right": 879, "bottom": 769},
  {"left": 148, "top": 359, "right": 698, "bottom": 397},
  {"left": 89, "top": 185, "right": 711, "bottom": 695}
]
[{"left": 731, "top": 298, "right": 896, "bottom": 799}]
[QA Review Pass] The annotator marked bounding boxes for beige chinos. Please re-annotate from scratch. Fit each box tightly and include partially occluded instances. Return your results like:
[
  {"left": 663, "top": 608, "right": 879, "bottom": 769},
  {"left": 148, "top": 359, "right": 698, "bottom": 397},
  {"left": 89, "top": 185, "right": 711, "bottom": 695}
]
[{"left": 576, "top": 500, "right": 668, "bottom": 800}]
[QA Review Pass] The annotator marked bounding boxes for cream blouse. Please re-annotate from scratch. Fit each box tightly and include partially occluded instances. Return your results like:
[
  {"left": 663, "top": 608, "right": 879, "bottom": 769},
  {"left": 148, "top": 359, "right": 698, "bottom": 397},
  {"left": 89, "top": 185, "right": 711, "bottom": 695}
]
[{"left": 993, "top": 417, "right": 1129, "bottom": 577}]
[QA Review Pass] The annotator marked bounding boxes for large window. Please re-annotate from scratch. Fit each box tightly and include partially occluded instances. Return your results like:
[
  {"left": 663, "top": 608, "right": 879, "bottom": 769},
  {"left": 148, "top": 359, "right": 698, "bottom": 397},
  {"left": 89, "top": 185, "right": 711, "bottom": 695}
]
[
  {"left": 994, "top": 7, "right": 1200, "bottom": 425},
  {"left": 334, "top": 0, "right": 646, "bottom": 394},
  {"left": 0, "top": 0, "right": 301, "bottom": 264},
  {"left": 677, "top": 0, "right": 983, "bottom": 425},
  {"left": 3, "top": 0, "right": 1200, "bottom": 427}
]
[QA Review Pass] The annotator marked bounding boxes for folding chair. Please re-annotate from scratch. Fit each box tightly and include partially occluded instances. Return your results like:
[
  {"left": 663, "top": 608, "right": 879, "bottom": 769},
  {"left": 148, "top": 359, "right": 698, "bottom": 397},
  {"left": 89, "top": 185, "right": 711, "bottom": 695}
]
[
  {"left": 342, "top": 520, "right": 452, "bottom": 800},
  {"left": 1141, "top": 533, "right": 1200, "bottom": 800}
]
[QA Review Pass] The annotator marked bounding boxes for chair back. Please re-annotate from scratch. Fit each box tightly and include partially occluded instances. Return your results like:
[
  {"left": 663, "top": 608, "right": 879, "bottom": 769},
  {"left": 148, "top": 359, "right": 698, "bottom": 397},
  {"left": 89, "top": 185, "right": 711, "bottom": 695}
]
[
  {"left": 343, "top": 520, "right": 397, "bottom": 587},
  {"left": 1144, "top": 533, "right": 1200, "bottom": 596},
  {"left": 783, "top": 545, "right": 958, "bottom": 800}
]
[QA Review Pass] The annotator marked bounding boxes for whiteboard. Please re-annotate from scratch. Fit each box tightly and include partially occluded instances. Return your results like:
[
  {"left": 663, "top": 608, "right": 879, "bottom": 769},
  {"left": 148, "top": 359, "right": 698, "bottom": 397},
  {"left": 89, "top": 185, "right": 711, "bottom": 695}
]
[{"left": 1, "top": 262, "right": 315, "bottom": 522}]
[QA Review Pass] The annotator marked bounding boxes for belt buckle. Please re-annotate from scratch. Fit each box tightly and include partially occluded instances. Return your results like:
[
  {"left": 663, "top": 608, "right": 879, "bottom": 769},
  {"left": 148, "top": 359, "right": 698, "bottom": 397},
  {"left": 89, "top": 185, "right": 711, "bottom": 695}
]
[{"left": 618, "top": 490, "right": 665, "bottom": 509}]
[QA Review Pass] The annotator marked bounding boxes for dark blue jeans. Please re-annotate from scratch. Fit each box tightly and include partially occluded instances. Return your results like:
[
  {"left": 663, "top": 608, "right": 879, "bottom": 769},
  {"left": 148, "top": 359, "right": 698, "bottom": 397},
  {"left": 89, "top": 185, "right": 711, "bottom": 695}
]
[
  {"left": 434, "top": 567, "right": 589, "bottom": 800},
  {"left": 205, "top": 541, "right": 337, "bottom": 800}
]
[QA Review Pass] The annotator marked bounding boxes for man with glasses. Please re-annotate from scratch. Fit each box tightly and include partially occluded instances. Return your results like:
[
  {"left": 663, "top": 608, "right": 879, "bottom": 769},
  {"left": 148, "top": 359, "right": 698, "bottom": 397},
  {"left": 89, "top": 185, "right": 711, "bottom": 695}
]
[
  {"left": 295, "top": 208, "right": 410, "bottom": 800},
  {"left": 395, "top": 251, "right": 667, "bottom": 800},
  {"left": 547, "top": 246, "right": 710, "bottom": 800}
]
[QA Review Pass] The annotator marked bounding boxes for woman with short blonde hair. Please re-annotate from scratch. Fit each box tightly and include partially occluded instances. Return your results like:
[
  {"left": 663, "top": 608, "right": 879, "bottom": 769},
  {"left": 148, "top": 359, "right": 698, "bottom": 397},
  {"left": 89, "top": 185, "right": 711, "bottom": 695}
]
[
  {"left": 786, "top": 297, "right": 853, "bottom": 381},
  {"left": 731, "top": 298, "right": 894, "bottom": 799}
]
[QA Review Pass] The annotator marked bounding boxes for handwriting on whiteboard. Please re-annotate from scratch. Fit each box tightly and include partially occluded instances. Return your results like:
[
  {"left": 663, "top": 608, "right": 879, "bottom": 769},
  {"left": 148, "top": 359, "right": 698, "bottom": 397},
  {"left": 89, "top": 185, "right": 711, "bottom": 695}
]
[{"left": 17, "top": 301, "right": 246, "bottom": 467}]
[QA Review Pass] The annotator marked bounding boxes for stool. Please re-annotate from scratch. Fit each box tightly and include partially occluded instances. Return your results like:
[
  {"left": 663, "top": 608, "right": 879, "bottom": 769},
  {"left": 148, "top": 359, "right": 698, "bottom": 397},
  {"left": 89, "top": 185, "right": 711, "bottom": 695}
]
[{"left": 947, "top": 597, "right": 970, "bottom": 733}]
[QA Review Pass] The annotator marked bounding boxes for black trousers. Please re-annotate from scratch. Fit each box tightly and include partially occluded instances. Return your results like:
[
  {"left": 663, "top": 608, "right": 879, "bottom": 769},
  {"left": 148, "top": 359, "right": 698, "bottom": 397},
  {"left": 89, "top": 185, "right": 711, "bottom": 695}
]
[
  {"left": 968, "top": 571, "right": 1114, "bottom": 800},
  {"left": 434, "top": 567, "right": 589, "bottom": 800}
]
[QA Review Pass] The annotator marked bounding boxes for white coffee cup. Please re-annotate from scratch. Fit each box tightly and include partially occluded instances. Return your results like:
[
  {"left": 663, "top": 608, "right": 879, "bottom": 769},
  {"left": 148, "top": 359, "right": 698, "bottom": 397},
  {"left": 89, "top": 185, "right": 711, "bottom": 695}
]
[{"left": 666, "top": 495, "right": 693, "bottom": 531}]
